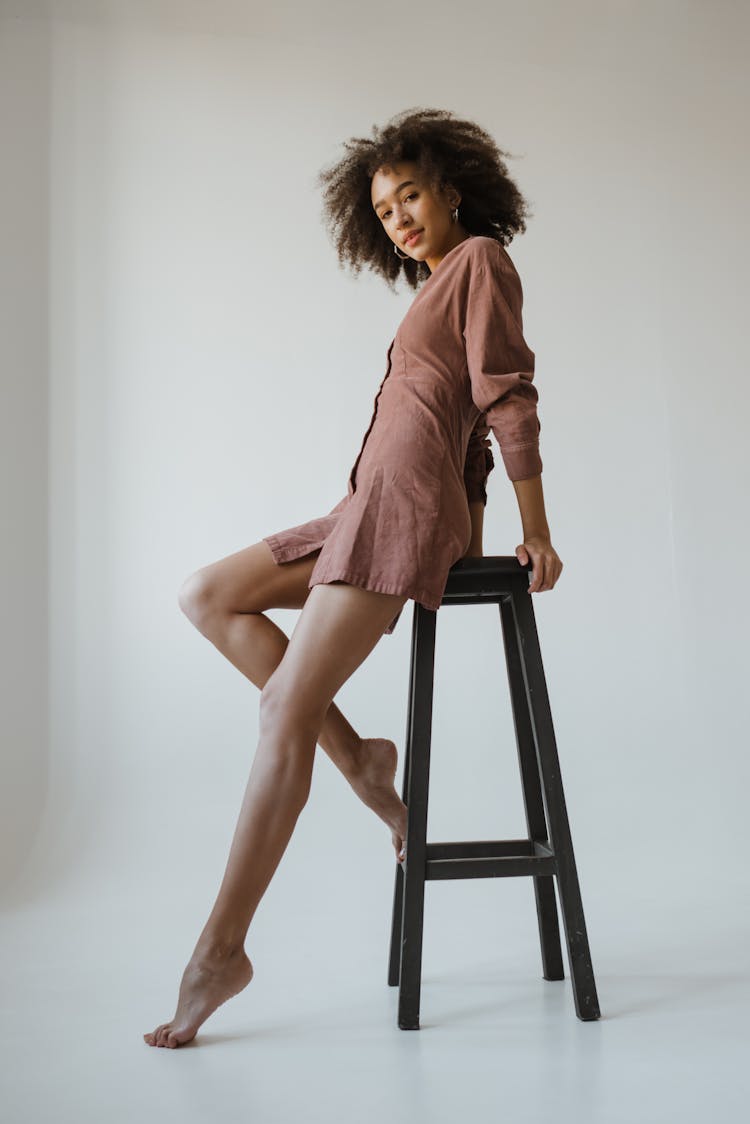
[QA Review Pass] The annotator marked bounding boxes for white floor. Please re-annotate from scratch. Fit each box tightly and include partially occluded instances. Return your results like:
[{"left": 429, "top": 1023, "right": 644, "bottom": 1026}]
[{"left": 2, "top": 861, "right": 746, "bottom": 1124}]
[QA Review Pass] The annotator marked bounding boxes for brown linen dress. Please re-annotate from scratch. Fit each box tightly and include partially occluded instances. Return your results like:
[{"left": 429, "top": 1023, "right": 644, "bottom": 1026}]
[{"left": 263, "top": 235, "right": 543, "bottom": 636}]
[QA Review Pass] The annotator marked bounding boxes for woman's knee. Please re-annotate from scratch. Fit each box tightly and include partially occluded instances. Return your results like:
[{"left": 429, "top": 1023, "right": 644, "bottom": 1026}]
[
  {"left": 177, "top": 567, "right": 222, "bottom": 627},
  {"left": 178, "top": 541, "right": 317, "bottom": 624},
  {"left": 258, "top": 669, "right": 327, "bottom": 741}
]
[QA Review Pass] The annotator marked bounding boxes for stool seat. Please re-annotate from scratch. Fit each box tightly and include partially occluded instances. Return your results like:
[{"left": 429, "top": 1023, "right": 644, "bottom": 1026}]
[{"left": 388, "top": 555, "right": 601, "bottom": 1029}]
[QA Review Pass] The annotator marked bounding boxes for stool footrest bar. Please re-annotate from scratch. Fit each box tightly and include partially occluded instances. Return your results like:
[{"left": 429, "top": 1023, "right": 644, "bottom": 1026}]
[{"left": 420, "top": 838, "right": 556, "bottom": 880}]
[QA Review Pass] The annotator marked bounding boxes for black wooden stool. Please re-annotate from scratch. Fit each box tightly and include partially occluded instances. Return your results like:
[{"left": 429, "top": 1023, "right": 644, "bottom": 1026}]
[{"left": 388, "top": 555, "right": 600, "bottom": 1029}]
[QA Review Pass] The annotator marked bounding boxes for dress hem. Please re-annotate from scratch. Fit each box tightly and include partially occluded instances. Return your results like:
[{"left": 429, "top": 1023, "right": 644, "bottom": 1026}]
[
  {"left": 263, "top": 534, "right": 325, "bottom": 565},
  {"left": 308, "top": 562, "right": 442, "bottom": 613}
]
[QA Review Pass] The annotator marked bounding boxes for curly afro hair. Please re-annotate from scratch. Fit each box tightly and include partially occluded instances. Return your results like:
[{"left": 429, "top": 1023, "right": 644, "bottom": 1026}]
[{"left": 316, "top": 106, "right": 533, "bottom": 293}]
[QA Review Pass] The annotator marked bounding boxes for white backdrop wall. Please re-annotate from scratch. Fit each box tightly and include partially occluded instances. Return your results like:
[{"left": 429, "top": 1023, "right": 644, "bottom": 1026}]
[{"left": 1, "top": 0, "right": 748, "bottom": 1100}]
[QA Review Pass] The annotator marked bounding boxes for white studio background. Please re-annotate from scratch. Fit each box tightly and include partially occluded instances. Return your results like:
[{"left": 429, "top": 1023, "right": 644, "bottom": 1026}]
[{"left": 1, "top": 2, "right": 748, "bottom": 1122}]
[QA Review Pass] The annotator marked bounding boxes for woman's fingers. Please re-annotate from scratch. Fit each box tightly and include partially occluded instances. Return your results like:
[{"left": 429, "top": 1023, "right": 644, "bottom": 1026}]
[
  {"left": 527, "top": 548, "right": 558, "bottom": 591},
  {"left": 518, "top": 539, "right": 563, "bottom": 592},
  {"left": 528, "top": 556, "right": 545, "bottom": 592}
]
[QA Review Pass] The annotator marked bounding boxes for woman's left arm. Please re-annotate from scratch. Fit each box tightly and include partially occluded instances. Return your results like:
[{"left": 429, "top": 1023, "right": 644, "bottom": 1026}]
[
  {"left": 462, "top": 250, "right": 563, "bottom": 593},
  {"left": 465, "top": 481, "right": 563, "bottom": 593},
  {"left": 512, "top": 474, "right": 563, "bottom": 593}
]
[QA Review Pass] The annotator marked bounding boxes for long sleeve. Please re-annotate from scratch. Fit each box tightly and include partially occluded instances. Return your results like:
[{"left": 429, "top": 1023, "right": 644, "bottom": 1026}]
[
  {"left": 463, "top": 413, "right": 495, "bottom": 504},
  {"left": 463, "top": 252, "right": 542, "bottom": 482}
]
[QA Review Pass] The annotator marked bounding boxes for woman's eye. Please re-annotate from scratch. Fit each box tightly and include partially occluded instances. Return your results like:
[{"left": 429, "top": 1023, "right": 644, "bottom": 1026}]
[{"left": 381, "top": 193, "right": 418, "bottom": 221}]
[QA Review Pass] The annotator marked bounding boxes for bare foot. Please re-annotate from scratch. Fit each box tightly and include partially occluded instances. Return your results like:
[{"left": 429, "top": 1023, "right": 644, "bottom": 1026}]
[
  {"left": 143, "top": 943, "right": 254, "bottom": 1048},
  {"left": 349, "top": 737, "right": 408, "bottom": 863}
]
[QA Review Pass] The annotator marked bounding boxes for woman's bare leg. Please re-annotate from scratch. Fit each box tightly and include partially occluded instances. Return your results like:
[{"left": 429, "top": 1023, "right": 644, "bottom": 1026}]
[
  {"left": 144, "top": 578, "right": 408, "bottom": 1048},
  {"left": 178, "top": 542, "right": 407, "bottom": 859}
]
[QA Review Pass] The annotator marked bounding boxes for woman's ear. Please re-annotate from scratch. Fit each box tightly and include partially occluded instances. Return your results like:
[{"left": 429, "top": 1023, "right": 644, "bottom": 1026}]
[{"left": 444, "top": 182, "right": 461, "bottom": 209}]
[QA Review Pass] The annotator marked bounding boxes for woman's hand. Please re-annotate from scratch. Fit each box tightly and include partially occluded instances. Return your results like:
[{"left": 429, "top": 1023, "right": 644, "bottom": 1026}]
[{"left": 516, "top": 535, "right": 563, "bottom": 593}]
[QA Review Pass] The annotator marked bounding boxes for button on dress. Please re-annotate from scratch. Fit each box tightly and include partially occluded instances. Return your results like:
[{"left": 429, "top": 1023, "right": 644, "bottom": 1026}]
[{"left": 263, "top": 235, "right": 543, "bottom": 636}]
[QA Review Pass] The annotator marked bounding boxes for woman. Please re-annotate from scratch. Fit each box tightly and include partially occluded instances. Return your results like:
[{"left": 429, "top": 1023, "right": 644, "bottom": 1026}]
[{"left": 144, "top": 107, "right": 563, "bottom": 1048}]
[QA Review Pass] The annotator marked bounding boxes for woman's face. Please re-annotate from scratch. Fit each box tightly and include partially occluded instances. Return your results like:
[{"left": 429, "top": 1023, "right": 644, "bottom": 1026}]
[{"left": 370, "top": 160, "right": 469, "bottom": 273}]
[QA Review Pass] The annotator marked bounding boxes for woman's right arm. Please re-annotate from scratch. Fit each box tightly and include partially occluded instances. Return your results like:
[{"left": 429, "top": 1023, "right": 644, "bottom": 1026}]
[{"left": 465, "top": 499, "right": 485, "bottom": 557}]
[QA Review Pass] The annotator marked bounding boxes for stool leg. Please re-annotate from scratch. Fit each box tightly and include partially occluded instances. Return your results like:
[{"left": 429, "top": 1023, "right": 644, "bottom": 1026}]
[
  {"left": 387, "top": 598, "right": 418, "bottom": 991},
  {"left": 392, "top": 601, "right": 437, "bottom": 1030},
  {"left": 387, "top": 863, "right": 405, "bottom": 988},
  {"left": 387, "top": 606, "right": 416, "bottom": 987},
  {"left": 510, "top": 581, "right": 601, "bottom": 1021},
  {"left": 498, "top": 596, "right": 565, "bottom": 982}
]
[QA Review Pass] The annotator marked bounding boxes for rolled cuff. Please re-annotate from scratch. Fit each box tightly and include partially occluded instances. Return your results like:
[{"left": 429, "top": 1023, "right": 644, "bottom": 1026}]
[{"left": 501, "top": 442, "right": 543, "bottom": 482}]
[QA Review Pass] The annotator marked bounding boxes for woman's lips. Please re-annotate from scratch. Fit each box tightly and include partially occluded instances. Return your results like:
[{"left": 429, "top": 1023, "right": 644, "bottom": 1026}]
[{"left": 405, "top": 230, "right": 423, "bottom": 246}]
